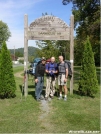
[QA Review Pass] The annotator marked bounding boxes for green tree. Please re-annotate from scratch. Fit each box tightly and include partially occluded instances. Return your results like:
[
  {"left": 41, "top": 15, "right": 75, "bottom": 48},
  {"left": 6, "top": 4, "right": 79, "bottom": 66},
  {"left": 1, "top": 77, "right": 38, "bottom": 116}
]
[
  {"left": 0, "top": 41, "right": 16, "bottom": 98},
  {"left": 78, "top": 37, "right": 98, "bottom": 97},
  {"left": 28, "top": 56, "right": 34, "bottom": 63},
  {"left": 0, "top": 21, "right": 11, "bottom": 47},
  {"left": 36, "top": 40, "right": 59, "bottom": 61},
  {"left": 62, "top": 0, "right": 100, "bottom": 66},
  {"left": 15, "top": 51, "right": 23, "bottom": 57},
  {"left": 56, "top": 40, "right": 70, "bottom": 60}
]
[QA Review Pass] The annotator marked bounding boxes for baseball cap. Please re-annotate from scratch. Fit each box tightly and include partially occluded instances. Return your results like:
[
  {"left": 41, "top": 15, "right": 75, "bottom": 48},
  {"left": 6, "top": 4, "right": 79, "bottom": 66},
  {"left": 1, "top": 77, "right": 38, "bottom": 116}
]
[{"left": 41, "top": 57, "right": 46, "bottom": 61}]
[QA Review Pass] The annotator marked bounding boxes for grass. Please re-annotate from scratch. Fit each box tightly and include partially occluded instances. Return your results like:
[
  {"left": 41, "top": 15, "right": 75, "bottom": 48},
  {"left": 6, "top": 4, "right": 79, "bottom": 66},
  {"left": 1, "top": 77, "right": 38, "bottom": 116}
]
[{"left": 0, "top": 66, "right": 100, "bottom": 133}]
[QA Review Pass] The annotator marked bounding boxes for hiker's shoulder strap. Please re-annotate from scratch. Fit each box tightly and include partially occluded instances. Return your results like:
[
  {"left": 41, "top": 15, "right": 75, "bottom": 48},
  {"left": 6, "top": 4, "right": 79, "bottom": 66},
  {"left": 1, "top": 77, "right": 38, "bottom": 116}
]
[
  {"left": 54, "top": 62, "right": 57, "bottom": 68},
  {"left": 64, "top": 61, "right": 68, "bottom": 69},
  {"left": 48, "top": 62, "right": 51, "bottom": 68}
]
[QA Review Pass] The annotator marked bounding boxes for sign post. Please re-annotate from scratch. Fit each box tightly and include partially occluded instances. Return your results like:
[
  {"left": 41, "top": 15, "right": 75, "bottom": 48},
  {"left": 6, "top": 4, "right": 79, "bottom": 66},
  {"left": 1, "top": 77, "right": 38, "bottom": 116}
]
[
  {"left": 24, "top": 14, "right": 28, "bottom": 97},
  {"left": 70, "top": 15, "right": 74, "bottom": 95}
]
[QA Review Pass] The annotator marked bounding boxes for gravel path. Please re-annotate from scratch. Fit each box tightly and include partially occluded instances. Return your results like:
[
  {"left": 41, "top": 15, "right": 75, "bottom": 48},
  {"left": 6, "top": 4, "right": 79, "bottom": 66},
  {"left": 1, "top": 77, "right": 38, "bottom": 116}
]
[{"left": 38, "top": 98, "right": 54, "bottom": 132}]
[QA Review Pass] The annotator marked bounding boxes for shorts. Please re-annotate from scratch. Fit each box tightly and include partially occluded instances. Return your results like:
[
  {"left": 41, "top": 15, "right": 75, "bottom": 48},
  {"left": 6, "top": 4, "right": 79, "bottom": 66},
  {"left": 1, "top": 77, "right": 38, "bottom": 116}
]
[{"left": 58, "top": 74, "right": 67, "bottom": 85}]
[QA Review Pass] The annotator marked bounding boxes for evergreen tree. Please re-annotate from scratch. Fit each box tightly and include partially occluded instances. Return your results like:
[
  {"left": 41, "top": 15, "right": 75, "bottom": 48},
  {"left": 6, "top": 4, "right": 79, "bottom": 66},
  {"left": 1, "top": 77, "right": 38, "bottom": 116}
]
[
  {"left": 0, "top": 41, "right": 16, "bottom": 98},
  {"left": 78, "top": 37, "right": 98, "bottom": 97}
]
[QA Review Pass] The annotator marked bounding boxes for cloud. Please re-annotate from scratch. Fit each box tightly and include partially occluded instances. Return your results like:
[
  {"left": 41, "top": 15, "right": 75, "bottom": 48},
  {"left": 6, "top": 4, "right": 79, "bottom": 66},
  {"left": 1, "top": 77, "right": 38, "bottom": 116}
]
[
  {"left": 6, "top": 29, "right": 37, "bottom": 49},
  {"left": 0, "top": 0, "right": 44, "bottom": 49}
]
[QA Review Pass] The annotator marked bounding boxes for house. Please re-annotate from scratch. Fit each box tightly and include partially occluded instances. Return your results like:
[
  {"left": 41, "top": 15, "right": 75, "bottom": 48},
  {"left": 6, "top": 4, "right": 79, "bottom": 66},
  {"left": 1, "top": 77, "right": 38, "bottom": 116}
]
[
  {"left": 11, "top": 55, "right": 19, "bottom": 64},
  {"left": 11, "top": 55, "right": 18, "bottom": 61}
]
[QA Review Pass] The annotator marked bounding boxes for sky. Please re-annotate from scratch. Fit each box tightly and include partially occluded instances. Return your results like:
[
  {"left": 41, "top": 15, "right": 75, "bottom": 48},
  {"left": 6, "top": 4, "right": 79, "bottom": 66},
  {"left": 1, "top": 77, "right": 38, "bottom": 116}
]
[{"left": 0, "top": 0, "right": 73, "bottom": 49}]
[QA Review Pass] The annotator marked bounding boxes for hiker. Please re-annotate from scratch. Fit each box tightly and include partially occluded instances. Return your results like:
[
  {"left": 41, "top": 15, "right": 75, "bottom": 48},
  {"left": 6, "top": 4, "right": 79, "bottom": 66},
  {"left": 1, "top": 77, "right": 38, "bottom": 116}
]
[
  {"left": 58, "top": 56, "right": 68, "bottom": 101},
  {"left": 45, "top": 57, "right": 58, "bottom": 100},
  {"left": 35, "top": 57, "right": 46, "bottom": 101}
]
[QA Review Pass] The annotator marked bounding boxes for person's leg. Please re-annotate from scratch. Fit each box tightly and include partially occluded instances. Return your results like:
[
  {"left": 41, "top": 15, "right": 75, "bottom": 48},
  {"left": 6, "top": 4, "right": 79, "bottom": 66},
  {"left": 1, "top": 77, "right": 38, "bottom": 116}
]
[
  {"left": 58, "top": 74, "right": 68, "bottom": 100},
  {"left": 58, "top": 85, "right": 62, "bottom": 99},
  {"left": 50, "top": 77, "right": 56, "bottom": 97},
  {"left": 63, "top": 85, "right": 68, "bottom": 101},
  {"left": 64, "top": 85, "right": 68, "bottom": 96},
  {"left": 38, "top": 76, "right": 44, "bottom": 99},
  {"left": 45, "top": 76, "right": 51, "bottom": 98},
  {"left": 58, "top": 75, "right": 63, "bottom": 99},
  {"left": 35, "top": 77, "right": 41, "bottom": 100}
]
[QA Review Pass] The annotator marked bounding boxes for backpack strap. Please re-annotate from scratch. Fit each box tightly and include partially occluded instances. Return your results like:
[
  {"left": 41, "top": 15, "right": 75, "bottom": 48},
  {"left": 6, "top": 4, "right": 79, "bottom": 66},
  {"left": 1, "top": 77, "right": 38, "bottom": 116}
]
[
  {"left": 48, "top": 62, "right": 57, "bottom": 70},
  {"left": 46, "top": 62, "right": 51, "bottom": 71}
]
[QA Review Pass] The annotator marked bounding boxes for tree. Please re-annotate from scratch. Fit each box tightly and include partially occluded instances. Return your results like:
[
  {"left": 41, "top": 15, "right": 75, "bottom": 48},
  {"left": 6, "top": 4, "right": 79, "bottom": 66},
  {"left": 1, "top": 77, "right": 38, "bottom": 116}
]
[
  {"left": 36, "top": 39, "right": 71, "bottom": 62},
  {"left": 0, "top": 21, "right": 11, "bottom": 47},
  {"left": 56, "top": 40, "right": 70, "bottom": 60},
  {"left": 62, "top": 0, "right": 100, "bottom": 66},
  {"left": 78, "top": 37, "right": 98, "bottom": 97},
  {"left": 0, "top": 41, "right": 16, "bottom": 98},
  {"left": 15, "top": 51, "right": 23, "bottom": 57},
  {"left": 36, "top": 40, "right": 59, "bottom": 61},
  {"left": 28, "top": 56, "right": 34, "bottom": 63}
]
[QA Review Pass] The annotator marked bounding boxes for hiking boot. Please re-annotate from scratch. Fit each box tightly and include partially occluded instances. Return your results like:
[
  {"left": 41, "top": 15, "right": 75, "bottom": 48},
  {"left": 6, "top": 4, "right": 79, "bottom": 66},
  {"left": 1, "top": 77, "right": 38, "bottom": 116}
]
[
  {"left": 40, "top": 96, "right": 44, "bottom": 100},
  {"left": 36, "top": 99, "right": 41, "bottom": 101},
  {"left": 64, "top": 97, "right": 67, "bottom": 101},
  {"left": 50, "top": 96, "right": 54, "bottom": 99},
  {"left": 58, "top": 96, "right": 62, "bottom": 100},
  {"left": 45, "top": 97, "right": 48, "bottom": 101}
]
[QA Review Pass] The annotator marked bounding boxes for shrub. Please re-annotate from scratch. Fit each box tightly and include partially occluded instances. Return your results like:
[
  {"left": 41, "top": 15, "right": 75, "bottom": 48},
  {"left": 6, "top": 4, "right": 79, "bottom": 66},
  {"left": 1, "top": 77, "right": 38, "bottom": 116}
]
[
  {"left": 0, "top": 41, "right": 16, "bottom": 98},
  {"left": 78, "top": 37, "right": 98, "bottom": 97}
]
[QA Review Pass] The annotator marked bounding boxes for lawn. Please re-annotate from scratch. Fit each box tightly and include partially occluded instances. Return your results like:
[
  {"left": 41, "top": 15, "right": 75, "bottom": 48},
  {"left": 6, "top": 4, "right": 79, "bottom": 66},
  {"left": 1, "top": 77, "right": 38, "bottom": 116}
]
[{"left": 0, "top": 66, "right": 100, "bottom": 133}]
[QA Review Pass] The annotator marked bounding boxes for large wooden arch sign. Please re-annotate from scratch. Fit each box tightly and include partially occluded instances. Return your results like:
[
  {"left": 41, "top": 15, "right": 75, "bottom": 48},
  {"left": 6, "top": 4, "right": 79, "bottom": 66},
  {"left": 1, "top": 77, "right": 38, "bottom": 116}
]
[
  {"left": 28, "top": 15, "right": 70, "bottom": 40},
  {"left": 24, "top": 15, "right": 74, "bottom": 97}
]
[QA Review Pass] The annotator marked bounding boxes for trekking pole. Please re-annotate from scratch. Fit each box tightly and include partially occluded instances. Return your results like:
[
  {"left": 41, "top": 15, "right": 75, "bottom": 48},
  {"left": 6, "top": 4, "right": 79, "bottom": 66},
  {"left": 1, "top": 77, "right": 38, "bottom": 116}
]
[{"left": 21, "top": 70, "right": 26, "bottom": 100}]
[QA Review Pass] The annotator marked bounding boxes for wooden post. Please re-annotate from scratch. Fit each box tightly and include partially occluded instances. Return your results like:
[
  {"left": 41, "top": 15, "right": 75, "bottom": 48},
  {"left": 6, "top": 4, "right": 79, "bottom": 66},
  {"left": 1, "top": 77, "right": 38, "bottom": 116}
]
[
  {"left": 70, "top": 15, "right": 74, "bottom": 95},
  {"left": 24, "top": 14, "right": 28, "bottom": 97}
]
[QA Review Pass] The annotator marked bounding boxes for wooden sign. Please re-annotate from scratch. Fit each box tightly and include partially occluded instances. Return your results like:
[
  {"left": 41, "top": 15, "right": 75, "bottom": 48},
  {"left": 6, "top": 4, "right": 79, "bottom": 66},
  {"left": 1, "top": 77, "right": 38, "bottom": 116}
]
[
  {"left": 24, "top": 14, "right": 74, "bottom": 97},
  {"left": 27, "top": 15, "right": 70, "bottom": 40}
]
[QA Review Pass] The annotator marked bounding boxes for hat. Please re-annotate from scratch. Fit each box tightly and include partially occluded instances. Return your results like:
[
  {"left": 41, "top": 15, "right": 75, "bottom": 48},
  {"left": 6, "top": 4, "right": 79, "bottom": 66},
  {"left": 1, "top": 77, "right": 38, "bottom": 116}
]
[{"left": 41, "top": 57, "right": 46, "bottom": 61}]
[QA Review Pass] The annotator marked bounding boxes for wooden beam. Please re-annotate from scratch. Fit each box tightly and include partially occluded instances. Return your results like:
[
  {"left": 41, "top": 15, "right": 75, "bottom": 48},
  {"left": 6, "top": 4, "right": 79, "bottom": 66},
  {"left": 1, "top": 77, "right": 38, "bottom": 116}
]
[
  {"left": 24, "top": 14, "right": 28, "bottom": 97},
  {"left": 70, "top": 15, "right": 74, "bottom": 95}
]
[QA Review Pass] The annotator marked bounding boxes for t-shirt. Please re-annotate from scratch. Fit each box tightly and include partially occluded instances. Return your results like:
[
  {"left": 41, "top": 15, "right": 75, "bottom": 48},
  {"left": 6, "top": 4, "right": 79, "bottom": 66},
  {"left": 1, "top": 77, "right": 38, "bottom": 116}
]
[
  {"left": 45, "top": 62, "right": 58, "bottom": 76},
  {"left": 58, "top": 62, "right": 68, "bottom": 74}
]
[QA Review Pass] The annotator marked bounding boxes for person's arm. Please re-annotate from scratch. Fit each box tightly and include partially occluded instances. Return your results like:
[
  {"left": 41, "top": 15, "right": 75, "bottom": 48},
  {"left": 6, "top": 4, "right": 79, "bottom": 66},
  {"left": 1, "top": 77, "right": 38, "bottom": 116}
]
[
  {"left": 64, "top": 63, "right": 68, "bottom": 81},
  {"left": 54, "top": 63, "right": 58, "bottom": 74},
  {"left": 45, "top": 64, "right": 49, "bottom": 73},
  {"left": 45, "top": 63, "right": 51, "bottom": 73},
  {"left": 65, "top": 68, "right": 68, "bottom": 79},
  {"left": 35, "top": 64, "right": 39, "bottom": 83}
]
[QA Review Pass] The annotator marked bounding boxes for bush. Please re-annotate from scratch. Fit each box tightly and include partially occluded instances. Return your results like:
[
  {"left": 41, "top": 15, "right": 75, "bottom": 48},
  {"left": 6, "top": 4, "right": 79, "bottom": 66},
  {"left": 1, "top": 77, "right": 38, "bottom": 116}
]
[
  {"left": 0, "top": 41, "right": 16, "bottom": 98},
  {"left": 78, "top": 37, "right": 98, "bottom": 97},
  {"left": 19, "top": 59, "right": 24, "bottom": 64}
]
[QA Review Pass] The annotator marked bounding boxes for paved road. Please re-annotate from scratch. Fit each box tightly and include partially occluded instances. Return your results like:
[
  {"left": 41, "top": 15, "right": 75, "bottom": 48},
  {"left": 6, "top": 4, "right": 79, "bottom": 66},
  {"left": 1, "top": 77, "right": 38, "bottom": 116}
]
[
  {"left": 13, "top": 64, "right": 24, "bottom": 68},
  {"left": 13, "top": 63, "right": 31, "bottom": 68}
]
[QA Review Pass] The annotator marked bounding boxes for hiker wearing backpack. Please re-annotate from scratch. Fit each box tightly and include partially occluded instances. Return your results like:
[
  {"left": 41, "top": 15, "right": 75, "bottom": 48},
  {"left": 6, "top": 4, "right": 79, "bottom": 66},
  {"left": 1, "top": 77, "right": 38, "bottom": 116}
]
[
  {"left": 45, "top": 57, "right": 58, "bottom": 100},
  {"left": 58, "top": 56, "right": 68, "bottom": 101},
  {"left": 35, "top": 57, "right": 46, "bottom": 101}
]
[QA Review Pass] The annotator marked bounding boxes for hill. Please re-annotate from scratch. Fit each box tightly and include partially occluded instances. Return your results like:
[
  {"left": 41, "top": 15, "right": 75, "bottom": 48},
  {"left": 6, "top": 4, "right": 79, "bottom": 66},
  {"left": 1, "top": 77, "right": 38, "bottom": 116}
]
[{"left": 9, "top": 46, "right": 39, "bottom": 57}]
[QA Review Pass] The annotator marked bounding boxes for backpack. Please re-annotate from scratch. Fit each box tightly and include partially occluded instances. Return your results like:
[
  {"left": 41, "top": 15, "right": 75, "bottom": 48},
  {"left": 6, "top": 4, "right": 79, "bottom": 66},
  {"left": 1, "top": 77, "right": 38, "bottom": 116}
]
[
  {"left": 58, "top": 60, "right": 72, "bottom": 79},
  {"left": 37, "top": 60, "right": 41, "bottom": 65},
  {"left": 64, "top": 60, "right": 72, "bottom": 78}
]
